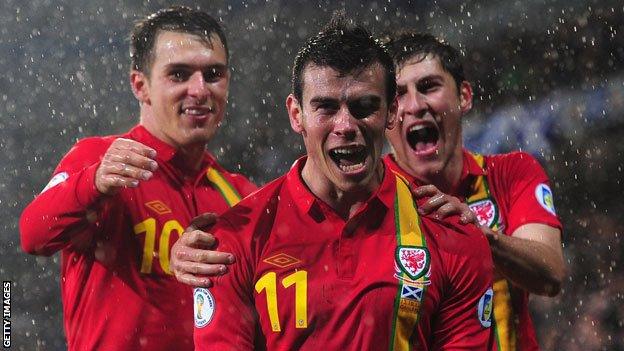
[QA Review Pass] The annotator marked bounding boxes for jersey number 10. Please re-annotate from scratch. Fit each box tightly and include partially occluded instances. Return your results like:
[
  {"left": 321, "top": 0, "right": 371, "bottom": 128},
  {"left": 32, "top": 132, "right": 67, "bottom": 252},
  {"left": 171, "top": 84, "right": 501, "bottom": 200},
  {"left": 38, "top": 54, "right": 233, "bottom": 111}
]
[{"left": 133, "top": 217, "right": 184, "bottom": 274}]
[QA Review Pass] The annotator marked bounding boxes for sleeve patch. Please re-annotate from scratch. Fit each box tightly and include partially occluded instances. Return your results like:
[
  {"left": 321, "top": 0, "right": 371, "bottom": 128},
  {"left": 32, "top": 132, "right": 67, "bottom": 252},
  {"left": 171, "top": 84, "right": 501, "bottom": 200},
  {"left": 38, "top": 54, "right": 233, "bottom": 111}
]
[
  {"left": 194, "top": 288, "right": 216, "bottom": 328},
  {"left": 477, "top": 288, "right": 493, "bottom": 328},
  {"left": 535, "top": 183, "right": 556, "bottom": 215},
  {"left": 41, "top": 172, "right": 69, "bottom": 193}
]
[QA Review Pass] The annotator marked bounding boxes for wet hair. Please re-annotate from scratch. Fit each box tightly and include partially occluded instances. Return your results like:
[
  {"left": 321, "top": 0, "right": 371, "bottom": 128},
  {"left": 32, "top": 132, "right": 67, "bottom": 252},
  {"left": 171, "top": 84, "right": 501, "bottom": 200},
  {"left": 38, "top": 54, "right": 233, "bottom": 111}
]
[
  {"left": 385, "top": 31, "right": 465, "bottom": 89},
  {"left": 291, "top": 14, "right": 396, "bottom": 107},
  {"left": 130, "top": 6, "right": 228, "bottom": 76}
]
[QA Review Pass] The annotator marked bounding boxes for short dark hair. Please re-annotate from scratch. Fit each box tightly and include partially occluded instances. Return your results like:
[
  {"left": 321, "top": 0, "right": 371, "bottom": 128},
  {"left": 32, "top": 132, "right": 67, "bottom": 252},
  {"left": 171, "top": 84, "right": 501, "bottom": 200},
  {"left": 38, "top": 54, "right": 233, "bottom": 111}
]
[
  {"left": 291, "top": 14, "right": 396, "bottom": 107},
  {"left": 130, "top": 6, "right": 228, "bottom": 75},
  {"left": 385, "top": 31, "right": 465, "bottom": 90}
]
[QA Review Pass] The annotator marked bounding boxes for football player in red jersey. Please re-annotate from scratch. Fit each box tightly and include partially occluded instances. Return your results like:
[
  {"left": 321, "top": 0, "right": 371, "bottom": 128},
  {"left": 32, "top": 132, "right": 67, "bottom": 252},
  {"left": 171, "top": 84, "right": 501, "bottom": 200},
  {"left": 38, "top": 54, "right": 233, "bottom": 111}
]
[
  {"left": 19, "top": 6, "right": 256, "bottom": 351},
  {"left": 190, "top": 16, "right": 495, "bottom": 350},
  {"left": 383, "top": 31, "right": 566, "bottom": 351}
]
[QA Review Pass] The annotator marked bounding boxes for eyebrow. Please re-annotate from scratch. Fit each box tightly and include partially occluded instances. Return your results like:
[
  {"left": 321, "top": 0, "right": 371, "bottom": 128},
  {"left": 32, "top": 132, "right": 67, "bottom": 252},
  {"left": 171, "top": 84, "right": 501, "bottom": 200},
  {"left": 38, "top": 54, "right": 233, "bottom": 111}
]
[
  {"left": 310, "top": 94, "right": 381, "bottom": 103},
  {"left": 163, "top": 63, "right": 228, "bottom": 71},
  {"left": 309, "top": 96, "right": 338, "bottom": 105}
]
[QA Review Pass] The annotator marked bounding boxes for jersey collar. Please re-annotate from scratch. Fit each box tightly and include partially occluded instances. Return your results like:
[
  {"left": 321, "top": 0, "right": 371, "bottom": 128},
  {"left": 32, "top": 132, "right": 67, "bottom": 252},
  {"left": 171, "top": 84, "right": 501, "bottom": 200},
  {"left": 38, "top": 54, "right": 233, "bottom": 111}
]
[
  {"left": 128, "top": 124, "right": 216, "bottom": 172},
  {"left": 384, "top": 149, "right": 486, "bottom": 198},
  {"left": 286, "top": 156, "right": 395, "bottom": 221}
]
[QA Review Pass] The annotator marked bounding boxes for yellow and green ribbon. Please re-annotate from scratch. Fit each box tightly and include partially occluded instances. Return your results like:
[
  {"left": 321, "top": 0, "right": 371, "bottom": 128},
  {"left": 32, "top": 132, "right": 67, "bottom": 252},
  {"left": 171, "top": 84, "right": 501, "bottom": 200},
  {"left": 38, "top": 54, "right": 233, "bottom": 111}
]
[
  {"left": 467, "top": 152, "right": 516, "bottom": 351},
  {"left": 206, "top": 167, "right": 242, "bottom": 207},
  {"left": 390, "top": 174, "right": 429, "bottom": 351}
]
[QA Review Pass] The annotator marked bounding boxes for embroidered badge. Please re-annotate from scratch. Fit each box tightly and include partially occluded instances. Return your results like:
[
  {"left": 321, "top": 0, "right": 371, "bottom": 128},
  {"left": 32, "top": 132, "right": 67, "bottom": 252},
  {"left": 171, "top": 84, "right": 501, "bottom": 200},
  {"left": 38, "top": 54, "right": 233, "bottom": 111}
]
[
  {"left": 145, "top": 200, "right": 172, "bottom": 215},
  {"left": 477, "top": 288, "right": 494, "bottom": 328},
  {"left": 535, "top": 183, "right": 556, "bottom": 215},
  {"left": 395, "top": 246, "right": 430, "bottom": 281},
  {"left": 194, "top": 288, "right": 216, "bottom": 328},
  {"left": 401, "top": 285, "right": 424, "bottom": 301},
  {"left": 41, "top": 172, "right": 69, "bottom": 193},
  {"left": 468, "top": 199, "right": 498, "bottom": 228}
]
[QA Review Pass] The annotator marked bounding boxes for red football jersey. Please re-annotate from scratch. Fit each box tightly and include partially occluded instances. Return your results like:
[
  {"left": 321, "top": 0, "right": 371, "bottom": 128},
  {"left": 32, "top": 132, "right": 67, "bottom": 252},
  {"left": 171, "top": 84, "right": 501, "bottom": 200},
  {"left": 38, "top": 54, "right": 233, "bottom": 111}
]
[
  {"left": 194, "top": 157, "right": 494, "bottom": 351},
  {"left": 19, "top": 125, "right": 257, "bottom": 351},
  {"left": 386, "top": 150, "right": 562, "bottom": 351}
]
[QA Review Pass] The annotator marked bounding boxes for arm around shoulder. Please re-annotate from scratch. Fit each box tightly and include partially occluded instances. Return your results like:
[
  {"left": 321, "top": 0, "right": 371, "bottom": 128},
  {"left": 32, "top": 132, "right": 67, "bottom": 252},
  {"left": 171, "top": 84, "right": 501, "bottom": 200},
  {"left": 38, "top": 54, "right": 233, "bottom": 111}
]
[
  {"left": 486, "top": 223, "right": 565, "bottom": 296},
  {"left": 19, "top": 138, "right": 108, "bottom": 255}
]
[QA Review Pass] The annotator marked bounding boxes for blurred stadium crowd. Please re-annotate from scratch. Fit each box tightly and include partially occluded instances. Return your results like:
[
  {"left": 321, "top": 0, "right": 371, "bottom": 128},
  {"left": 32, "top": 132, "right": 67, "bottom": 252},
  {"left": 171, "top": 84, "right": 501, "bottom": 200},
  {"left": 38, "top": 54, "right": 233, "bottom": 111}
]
[{"left": 1, "top": 0, "right": 622, "bottom": 349}]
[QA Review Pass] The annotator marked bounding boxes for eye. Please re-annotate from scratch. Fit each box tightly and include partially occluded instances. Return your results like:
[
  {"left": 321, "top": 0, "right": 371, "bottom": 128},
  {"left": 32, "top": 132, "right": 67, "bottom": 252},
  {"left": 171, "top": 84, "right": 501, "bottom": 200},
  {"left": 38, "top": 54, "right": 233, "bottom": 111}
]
[
  {"left": 417, "top": 79, "right": 440, "bottom": 93},
  {"left": 314, "top": 101, "right": 339, "bottom": 115},
  {"left": 348, "top": 96, "right": 381, "bottom": 119},
  {"left": 170, "top": 70, "right": 190, "bottom": 82},
  {"left": 204, "top": 67, "right": 226, "bottom": 83}
]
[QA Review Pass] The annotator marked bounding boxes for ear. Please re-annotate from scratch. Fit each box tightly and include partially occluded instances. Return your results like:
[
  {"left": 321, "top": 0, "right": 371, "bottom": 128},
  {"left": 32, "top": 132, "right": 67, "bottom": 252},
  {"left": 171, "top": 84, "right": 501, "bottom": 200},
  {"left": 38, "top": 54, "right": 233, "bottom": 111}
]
[
  {"left": 130, "top": 70, "right": 150, "bottom": 104},
  {"left": 386, "top": 96, "right": 398, "bottom": 131},
  {"left": 286, "top": 94, "right": 304, "bottom": 134},
  {"left": 459, "top": 80, "right": 473, "bottom": 114}
]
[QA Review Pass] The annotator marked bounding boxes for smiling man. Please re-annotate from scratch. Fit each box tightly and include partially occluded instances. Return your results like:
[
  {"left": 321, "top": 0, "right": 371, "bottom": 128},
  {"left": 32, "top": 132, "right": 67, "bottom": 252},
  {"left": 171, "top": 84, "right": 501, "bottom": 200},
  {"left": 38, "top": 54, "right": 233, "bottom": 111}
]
[
  {"left": 384, "top": 32, "right": 566, "bottom": 351},
  {"left": 19, "top": 7, "right": 256, "bottom": 350},
  {"left": 191, "top": 17, "right": 494, "bottom": 350}
]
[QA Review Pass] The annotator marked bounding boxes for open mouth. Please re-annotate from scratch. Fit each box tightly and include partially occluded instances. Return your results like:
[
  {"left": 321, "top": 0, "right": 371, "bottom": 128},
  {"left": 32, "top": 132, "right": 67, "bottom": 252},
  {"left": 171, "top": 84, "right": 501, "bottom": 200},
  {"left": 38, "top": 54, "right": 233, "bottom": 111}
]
[
  {"left": 406, "top": 124, "right": 439, "bottom": 153},
  {"left": 328, "top": 145, "right": 368, "bottom": 172}
]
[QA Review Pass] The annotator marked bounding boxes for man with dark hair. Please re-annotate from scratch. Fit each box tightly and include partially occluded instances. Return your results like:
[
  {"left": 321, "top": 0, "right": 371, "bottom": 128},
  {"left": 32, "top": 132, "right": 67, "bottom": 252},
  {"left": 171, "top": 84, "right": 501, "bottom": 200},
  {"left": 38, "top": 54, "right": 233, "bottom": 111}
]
[
  {"left": 383, "top": 31, "right": 566, "bottom": 351},
  {"left": 19, "top": 6, "right": 256, "bottom": 350},
  {"left": 192, "top": 17, "right": 494, "bottom": 350}
]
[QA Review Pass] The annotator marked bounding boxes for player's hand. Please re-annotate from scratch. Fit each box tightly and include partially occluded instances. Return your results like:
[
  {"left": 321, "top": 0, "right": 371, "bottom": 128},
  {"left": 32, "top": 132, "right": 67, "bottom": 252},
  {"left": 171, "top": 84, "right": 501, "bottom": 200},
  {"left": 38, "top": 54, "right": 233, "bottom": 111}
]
[
  {"left": 170, "top": 212, "right": 236, "bottom": 288},
  {"left": 95, "top": 138, "right": 158, "bottom": 195},
  {"left": 411, "top": 184, "right": 477, "bottom": 224}
]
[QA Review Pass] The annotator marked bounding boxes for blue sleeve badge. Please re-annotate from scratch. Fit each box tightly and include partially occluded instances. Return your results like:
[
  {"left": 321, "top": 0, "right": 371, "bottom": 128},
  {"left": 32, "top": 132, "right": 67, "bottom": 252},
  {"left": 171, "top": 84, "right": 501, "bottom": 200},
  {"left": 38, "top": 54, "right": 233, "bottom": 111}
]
[
  {"left": 41, "top": 171, "right": 69, "bottom": 193},
  {"left": 194, "top": 288, "right": 216, "bottom": 328},
  {"left": 535, "top": 183, "right": 556, "bottom": 215},
  {"left": 477, "top": 288, "right": 493, "bottom": 328}
]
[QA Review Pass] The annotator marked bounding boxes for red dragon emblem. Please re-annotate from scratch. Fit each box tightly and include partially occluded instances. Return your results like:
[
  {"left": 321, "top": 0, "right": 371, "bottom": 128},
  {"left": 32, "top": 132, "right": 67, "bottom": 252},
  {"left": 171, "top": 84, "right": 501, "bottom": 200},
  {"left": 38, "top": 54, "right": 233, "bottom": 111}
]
[
  {"left": 397, "top": 247, "right": 429, "bottom": 279},
  {"left": 469, "top": 200, "right": 496, "bottom": 227}
]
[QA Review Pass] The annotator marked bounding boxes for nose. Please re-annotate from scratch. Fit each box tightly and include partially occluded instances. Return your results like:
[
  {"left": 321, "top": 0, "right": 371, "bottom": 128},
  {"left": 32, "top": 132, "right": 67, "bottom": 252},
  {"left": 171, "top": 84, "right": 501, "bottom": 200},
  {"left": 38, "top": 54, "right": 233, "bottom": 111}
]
[
  {"left": 333, "top": 108, "right": 358, "bottom": 139},
  {"left": 187, "top": 71, "right": 209, "bottom": 101},
  {"left": 401, "top": 89, "right": 427, "bottom": 118}
]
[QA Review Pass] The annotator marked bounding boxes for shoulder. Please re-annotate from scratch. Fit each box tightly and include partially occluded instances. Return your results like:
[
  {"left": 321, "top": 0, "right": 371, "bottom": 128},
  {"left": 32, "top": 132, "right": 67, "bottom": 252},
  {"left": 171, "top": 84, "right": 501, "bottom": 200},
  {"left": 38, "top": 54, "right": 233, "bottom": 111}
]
[
  {"left": 484, "top": 151, "right": 545, "bottom": 172},
  {"left": 56, "top": 134, "right": 121, "bottom": 170},
  {"left": 216, "top": 176, "right": 286, "bottom": 235},
  {"left": 205, "top": 154, "right": 258, "bottom": 197},
  {"left": 423, "top": 215, "right": 489, "bottom": 258}
]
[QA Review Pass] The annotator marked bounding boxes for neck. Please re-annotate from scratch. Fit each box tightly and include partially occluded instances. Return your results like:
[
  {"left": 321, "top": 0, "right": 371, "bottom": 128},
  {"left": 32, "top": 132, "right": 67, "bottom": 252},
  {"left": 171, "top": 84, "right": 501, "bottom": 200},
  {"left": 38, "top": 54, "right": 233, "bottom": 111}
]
[
  {"left": 140, "top": 111, "right": 207, "bottom": 172},
  {"left": 175, "top": 144, "right": 207, "bottom": 171},
  {"left": 301, "top": 160, "right": 384, "bottom": 220},
  {"left": 396, "top": 150, "right": 464, "bottom": 195}
]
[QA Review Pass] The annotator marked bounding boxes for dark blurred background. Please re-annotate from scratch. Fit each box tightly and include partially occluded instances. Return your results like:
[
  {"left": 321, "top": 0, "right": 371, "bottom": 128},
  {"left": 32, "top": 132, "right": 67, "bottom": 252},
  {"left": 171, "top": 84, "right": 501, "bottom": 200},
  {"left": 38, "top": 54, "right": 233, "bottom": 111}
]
[{"left": 1, "top": 0, "right": 622, "bottom": 350}]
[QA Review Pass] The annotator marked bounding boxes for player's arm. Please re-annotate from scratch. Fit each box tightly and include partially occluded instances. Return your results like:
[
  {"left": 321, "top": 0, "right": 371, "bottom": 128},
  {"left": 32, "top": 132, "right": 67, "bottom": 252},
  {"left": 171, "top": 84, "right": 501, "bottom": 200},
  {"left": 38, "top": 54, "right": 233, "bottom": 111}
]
[
  {"left": 432, "top": 223, "right": 495, "bottom": 350},
  {"left": 484, "top": 223, "right": 564, "bottom": 296},
  {"left": 488, "top": 153, "right": 566, "bottom": 296},
  {"left": 170, "top": 213, "right": 236, "bottom": 287},
  {"left": 192, "top": 220, "right": 257, "bottom": 351},
  {"left": 19, "top": 137, "right": 157, "bottom": 255}
]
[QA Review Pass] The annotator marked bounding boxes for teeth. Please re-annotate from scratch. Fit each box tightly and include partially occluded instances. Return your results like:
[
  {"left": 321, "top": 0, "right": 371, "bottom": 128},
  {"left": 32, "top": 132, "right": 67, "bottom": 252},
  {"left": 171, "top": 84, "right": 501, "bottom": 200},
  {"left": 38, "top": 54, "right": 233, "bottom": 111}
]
[
  {"left": 338, "top": 162, "right": 365, "bottom": 172},
  {"left": 409, "top": 125, "right": 428, "bottom": 133},
  {"left": 333, "top": 148, "right": 357, "bottom": 155},
  {"left": 184, "top": 108, "right": 210, "bottom": 115}
]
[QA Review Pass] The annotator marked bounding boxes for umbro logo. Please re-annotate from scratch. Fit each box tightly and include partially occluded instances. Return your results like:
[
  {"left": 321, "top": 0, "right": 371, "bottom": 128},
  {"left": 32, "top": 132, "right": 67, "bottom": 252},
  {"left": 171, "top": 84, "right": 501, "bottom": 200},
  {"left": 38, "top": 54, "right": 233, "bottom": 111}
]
[{"left": 145, "top": 200, "right": 172, "bottom": 215}]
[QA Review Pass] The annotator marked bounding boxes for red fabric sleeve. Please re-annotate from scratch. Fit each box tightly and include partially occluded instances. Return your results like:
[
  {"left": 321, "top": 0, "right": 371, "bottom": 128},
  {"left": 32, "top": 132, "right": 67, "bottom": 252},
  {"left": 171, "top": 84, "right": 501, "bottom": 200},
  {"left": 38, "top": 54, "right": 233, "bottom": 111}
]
[
  {"left": 431, "top": 221, "right": 495, "bottom": 350},
  {"left": 19, "top": 137, "right": 112, "bottom": 255},
  {"left": 193, "top": 216, "right": 257, "bottom": 351},
  {"left": 489, "top": 152, "right": 562, "bottom": 235}
]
